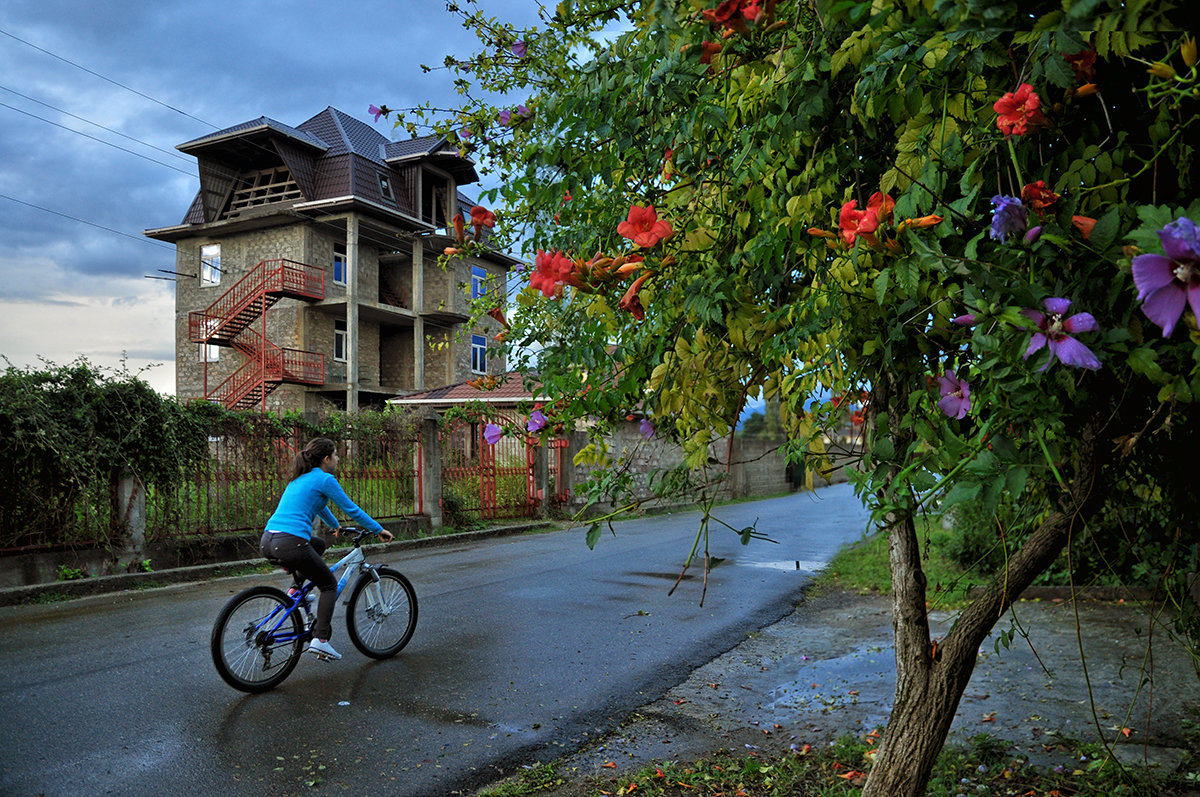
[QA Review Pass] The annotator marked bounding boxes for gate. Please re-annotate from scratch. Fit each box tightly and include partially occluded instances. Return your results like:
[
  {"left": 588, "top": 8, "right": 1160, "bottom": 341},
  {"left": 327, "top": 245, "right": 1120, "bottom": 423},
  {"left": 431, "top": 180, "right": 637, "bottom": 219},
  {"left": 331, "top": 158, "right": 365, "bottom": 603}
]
[{"left": 440, "top": 415, "right": 539, "bottom": 520}]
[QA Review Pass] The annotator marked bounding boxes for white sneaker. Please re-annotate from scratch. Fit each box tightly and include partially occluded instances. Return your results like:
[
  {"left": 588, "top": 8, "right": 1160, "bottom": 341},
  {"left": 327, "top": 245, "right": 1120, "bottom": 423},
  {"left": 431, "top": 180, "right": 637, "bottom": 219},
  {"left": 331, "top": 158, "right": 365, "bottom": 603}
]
[{"left": 307, "top": 638, "right": 342, "bottom": 660}]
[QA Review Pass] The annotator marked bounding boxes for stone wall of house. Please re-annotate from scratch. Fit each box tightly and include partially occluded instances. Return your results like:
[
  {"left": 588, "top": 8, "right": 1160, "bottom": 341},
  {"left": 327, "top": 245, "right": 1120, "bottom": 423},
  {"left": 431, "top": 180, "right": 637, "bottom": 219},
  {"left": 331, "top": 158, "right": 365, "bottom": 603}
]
[
  {"left": 381, "top": 327, "right": 415, "bottom": 389},
  {"left": 175, "top": 218, "right": 509, "bottom": 410}
]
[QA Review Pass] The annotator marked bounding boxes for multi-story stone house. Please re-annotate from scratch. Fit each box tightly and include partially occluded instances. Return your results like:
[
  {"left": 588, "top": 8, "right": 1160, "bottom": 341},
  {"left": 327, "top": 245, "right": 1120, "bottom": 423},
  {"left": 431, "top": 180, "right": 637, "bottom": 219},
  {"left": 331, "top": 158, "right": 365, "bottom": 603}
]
[{"left": 144, "top": 106, "right": 515, "bottom": 413}]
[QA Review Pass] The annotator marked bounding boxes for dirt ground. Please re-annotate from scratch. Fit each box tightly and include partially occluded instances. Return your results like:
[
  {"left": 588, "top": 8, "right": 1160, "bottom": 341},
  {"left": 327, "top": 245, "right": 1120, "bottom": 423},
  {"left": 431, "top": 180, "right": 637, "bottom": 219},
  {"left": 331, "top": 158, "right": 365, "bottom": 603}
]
[{"left": 536, "top": 587, "right": 1199, "bottom": 790}]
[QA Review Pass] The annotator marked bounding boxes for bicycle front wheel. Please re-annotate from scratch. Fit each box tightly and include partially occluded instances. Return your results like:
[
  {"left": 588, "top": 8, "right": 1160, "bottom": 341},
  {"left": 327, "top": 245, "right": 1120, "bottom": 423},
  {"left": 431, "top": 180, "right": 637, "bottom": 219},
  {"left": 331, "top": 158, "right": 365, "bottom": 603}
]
[
  {"left": 211, "top": 586, "right": 305, "bottom": 692},
  {"left": 346, "top": 567, "right": 418, "bottom": 659}
]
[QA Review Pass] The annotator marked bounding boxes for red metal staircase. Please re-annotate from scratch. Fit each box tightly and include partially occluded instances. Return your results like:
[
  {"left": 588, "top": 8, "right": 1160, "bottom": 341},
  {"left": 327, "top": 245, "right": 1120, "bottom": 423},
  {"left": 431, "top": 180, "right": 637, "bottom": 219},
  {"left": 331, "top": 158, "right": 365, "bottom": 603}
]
[{"left": 189, "top": 259, "right": 326, "bottom": 410}]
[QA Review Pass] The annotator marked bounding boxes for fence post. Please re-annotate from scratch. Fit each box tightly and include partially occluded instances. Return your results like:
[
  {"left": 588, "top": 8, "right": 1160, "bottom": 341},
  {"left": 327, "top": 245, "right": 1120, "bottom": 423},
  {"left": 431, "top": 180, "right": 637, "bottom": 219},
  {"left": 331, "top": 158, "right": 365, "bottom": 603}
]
[
  {"left": 420, "top": 416, "right": 443, "bottom": 529},
  {"left": 112, "top": 470, "right": 147, "bottom": 572}
]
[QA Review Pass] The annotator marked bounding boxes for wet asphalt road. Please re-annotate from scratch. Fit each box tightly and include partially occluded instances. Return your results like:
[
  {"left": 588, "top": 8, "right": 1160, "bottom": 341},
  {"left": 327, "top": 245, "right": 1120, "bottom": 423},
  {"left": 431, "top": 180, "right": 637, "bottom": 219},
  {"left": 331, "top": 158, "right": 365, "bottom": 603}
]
[{"left": 0, "top": 484, "right": 870, "bottom": 797}]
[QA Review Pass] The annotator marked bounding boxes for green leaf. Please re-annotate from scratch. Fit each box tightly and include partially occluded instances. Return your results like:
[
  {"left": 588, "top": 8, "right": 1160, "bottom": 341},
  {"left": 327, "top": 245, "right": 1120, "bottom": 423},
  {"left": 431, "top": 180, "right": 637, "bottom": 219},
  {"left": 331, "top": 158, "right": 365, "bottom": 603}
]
[
  {"left": 1005, "top": 466, "right": 1029, "bottom": 498},
  {"left": 942, "top": 480, "right": 981, "bottom": 508},
  {"left": 1089, "top": 207, "right": 1121, "bottom": 252},
  {"left": 585, "top": 522, "right": 602, "bottom": 550},
  {"left": 874, "top": 268, "right": 890, "bottom": 306}
]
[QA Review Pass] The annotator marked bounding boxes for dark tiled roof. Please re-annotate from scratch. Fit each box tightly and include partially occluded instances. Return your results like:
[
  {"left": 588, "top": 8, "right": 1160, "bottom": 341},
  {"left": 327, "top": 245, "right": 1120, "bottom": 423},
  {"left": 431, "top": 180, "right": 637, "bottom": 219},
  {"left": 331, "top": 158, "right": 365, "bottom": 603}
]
[
  {"left": 178, "top": 116, "right": 328, "bottom": 152},
  {"left": 166, "top": 107, "right": 482, "bottom": 228},
  {"left": 383, "top": 135, "right": 447, "bottom": 161},
  {"left": 296, "top": 107, "right": 389, "bottom": 162}
]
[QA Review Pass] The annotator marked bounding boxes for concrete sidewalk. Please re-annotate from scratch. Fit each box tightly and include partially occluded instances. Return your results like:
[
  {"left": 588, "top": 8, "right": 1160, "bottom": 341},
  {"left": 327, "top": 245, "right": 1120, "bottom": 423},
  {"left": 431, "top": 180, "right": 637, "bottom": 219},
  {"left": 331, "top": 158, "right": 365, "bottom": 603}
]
[
  {"left": 552, "top": 586, "right": 1199, "bottom": 782},
  {"left": 0, "top": 521, "right": 553, "bottom": 607}
]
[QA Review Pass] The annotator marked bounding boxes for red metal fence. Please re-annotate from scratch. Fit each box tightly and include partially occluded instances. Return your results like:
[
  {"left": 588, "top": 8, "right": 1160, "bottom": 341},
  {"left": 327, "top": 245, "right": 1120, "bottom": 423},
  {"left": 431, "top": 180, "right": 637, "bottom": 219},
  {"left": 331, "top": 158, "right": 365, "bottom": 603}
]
[{"left": 144, "top": 425, "right": 419, "bottom": 542}]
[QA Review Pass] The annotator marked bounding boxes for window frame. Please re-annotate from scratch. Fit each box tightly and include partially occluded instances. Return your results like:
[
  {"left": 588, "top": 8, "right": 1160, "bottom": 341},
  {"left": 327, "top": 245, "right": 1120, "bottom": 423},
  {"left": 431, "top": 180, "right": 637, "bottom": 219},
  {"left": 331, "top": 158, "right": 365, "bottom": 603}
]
[
  {"left": 470, "top": 334, "right": 487, "bottom": 374},
  {"left": 471, "top": 265, "right": 487, "bottom": 300},
  {"left": 334, "top": 319, "right": 348, "bottom": 363},
  {"left": 333, "top": 242, "right": 347, "bottom": 286},
  {"left": 377, "top": 171, "right": 395, "bottom": 202},
  {"left": 197, "top": 342, "right": 220, "bottom": 363},
  {"left": 200, "top": 243, "right": 221, "bottom": 286}
]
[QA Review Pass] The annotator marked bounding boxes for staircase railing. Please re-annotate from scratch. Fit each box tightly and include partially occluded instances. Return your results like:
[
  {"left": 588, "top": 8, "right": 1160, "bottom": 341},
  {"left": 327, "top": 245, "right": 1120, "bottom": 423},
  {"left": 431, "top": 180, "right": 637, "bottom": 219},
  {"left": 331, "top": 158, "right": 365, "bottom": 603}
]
[
  {"left": 187, "top": 258, "right": 327, "bottom": 409},
  {"left": 188, "top": 258, "right": 324, "bottom": 344}
]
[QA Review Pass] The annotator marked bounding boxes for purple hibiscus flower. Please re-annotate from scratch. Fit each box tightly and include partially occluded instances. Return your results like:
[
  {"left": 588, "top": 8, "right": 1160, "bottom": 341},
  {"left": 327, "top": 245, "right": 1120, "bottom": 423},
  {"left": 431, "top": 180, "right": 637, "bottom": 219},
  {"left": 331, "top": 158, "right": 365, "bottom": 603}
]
[
  {"left": 527, "top": 410, "right": 547, "bottom": 433},
  {"left": 498, "top": 109, "right": 512, "bottom": 126},
  {"left": 990, "top": 195, "right": 1028, "bottom": 243},
  {"left": 1131, "top": 216, "right": 1200, "bottom": 337},
  {"left": 511, "top": 40, "right": 527, "bottom": 58},
  {"left": 937, "top": 369, "right": 971, "bottom": 419},
  {"left": 368, "top": 104, "right": 387, "bottom": 123},
  {"left": 639, "top": 418, "right": 655, "bottom": 439},
  {"left": 1022, "top": 298, "right": 1102, "bottom": 371},
  {"left": 483, "top": 423, "right": 503, "bottom": 445}
]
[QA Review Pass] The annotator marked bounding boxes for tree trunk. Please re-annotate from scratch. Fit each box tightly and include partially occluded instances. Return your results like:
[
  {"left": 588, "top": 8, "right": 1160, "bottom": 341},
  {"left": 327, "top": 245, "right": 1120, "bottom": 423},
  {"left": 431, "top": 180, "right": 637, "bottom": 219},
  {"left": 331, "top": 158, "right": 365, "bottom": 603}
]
[{"left": 861, "top": 406, "right": 1109, "bottom": 796}]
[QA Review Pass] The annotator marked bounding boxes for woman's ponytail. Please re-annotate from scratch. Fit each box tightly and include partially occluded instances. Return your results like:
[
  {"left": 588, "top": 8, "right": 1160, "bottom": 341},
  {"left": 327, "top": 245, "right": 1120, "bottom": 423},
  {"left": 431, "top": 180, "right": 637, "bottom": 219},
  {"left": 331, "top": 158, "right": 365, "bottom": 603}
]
[{"left": 290, "top": 437, "right": 336, "bottom": 481}]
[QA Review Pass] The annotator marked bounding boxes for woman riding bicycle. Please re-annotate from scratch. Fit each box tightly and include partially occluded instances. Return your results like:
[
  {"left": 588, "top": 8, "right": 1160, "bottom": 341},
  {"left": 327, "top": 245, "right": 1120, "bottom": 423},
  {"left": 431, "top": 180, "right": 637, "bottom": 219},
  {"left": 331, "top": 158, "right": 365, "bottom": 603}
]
[{"left": 261, "top": 437, "right": 394, "bottom": 661}]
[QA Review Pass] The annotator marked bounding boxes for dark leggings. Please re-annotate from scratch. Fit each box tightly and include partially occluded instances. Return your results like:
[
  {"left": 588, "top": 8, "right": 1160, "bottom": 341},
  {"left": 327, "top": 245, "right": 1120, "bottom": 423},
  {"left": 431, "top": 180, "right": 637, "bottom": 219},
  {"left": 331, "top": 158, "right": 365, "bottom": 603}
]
[{"left": 260, "top": 531, "right": 337, "bottom": 642}]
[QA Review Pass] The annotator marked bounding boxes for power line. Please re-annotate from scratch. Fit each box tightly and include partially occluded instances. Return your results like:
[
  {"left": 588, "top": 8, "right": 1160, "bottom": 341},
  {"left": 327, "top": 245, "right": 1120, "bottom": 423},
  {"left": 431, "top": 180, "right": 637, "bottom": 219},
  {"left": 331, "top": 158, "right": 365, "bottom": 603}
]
[
  {"left": 0, "top": 101, "right": 195, "bottom": 176},
  {"left": 0, "top": 83, "right": 194, "bottom": 163},
  {"left": 0, "top": 26, "right": 496, "bottom": 264},
  {"left": 0, "top": 26, "right": 219, "bottom": 130},
  {"left": 0, "top": 192, "right": 175, "bottom": 249}
]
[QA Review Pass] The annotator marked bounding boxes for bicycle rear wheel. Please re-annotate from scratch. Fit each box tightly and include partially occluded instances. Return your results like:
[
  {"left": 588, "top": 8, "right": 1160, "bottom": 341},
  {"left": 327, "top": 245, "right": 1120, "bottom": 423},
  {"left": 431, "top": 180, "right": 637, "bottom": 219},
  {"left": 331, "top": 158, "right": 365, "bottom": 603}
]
[
  {"left": 211, "top": 586, "right": 305, "bottom": 692},
  {"left": 346, "top": 567, "right": 418, "bottom": 659}
]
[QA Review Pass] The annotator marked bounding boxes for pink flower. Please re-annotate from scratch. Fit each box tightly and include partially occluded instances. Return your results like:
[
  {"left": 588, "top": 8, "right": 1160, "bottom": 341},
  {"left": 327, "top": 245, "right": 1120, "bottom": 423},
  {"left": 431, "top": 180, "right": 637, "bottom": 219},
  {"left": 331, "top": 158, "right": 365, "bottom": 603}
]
[
  {"left": 529, "top": 249, "right": 575, "bottom": 297},
  {"left": 1022, "top": 298, "right": 1102, "bottom": 371},
  {"left": 1131, "top": 217, "right": 1200, "bottom": 337},
  {"left": 470, "top": 205, "right": 495, "bottom": 229},
  {"left": 937, "top": 370, "right": 971, "bottom": 419},
  {"left": 368, "top": 104, "right": 387, "bottom": 123},
  {"left": 617, "top": 205, "right": 673, "bottom": 248},
  {"left": 838, "top": 193, "right": 892, "bottom": 246},
  {"left": 952, "top": 314, "right": 977, "bottom": 326},
  {"left": 527, "top": 410, "right": 548, "bottom": 433},
  {"left": 994, "top": 83, "right": 1047, "bottom": 137},
  {"left": 483, "top": 423, "right": 503, "bottom": 445}
]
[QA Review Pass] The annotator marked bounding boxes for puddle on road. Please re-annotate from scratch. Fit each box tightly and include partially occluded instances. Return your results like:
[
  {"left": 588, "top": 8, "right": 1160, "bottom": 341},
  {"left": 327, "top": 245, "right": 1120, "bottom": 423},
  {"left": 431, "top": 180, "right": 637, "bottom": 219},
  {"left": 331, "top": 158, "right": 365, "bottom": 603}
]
[{"left": 736, "top": 560, "right": 829, "bottom": 572}]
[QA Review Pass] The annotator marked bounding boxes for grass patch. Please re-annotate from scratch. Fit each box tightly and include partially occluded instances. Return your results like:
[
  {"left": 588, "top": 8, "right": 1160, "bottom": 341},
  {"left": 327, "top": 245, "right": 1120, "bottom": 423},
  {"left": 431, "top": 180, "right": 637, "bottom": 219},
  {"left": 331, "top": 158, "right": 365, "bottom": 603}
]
[
  {"left": 478, "top": 762, "right": 566, "bottom": 796},
  {"left": 32, "top": 592, "right": 72, "bottom": 605},
  {"left": 479, "top": 731, "right": 1198, "bottom": 796},
  {"left": 819, "top": 516, "right": 983, "bottom": 608}
]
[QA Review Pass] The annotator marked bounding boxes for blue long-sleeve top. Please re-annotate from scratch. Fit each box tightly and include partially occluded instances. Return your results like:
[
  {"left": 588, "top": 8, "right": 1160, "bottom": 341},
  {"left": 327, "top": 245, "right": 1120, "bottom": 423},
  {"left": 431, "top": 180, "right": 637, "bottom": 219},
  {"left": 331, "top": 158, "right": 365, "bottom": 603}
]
[{"left": 265, "top": 468, "right": 383, "bottom": 540}]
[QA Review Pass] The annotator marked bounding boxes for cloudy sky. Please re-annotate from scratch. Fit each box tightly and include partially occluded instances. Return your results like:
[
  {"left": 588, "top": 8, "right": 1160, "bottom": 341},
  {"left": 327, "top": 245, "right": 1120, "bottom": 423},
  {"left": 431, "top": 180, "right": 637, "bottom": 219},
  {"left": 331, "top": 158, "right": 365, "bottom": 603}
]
[{"left": 0, "top": 0, "right": 541, "bottom": 394}]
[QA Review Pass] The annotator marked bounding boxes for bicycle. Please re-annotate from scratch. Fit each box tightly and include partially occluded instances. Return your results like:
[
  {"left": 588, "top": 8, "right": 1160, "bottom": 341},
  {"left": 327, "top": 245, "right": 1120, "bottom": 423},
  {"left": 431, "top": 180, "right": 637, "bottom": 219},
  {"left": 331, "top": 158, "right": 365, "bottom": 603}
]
[{"left": 210, "top": 527, "right": 418, "bottom": 692}]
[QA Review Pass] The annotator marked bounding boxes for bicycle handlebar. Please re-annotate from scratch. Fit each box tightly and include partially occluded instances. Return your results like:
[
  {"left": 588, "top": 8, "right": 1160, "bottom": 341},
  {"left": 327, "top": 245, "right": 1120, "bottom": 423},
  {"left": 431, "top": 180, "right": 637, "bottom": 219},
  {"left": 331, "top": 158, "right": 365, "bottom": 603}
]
[{"left": 337, "top": 526, "right": 374, "bottom": 546}]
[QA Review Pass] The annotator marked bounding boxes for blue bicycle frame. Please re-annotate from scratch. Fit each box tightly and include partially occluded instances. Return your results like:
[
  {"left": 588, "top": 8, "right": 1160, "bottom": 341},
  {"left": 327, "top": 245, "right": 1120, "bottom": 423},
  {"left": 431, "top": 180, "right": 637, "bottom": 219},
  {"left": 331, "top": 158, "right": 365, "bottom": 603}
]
[{"left": 254, "top": 540, "right": 378, "bottom": 649}]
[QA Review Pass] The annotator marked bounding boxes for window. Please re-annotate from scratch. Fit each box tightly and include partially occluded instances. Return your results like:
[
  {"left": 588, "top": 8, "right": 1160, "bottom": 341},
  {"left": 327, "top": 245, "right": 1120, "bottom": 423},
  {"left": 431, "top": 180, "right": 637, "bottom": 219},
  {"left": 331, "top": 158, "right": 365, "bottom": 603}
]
[
  {"left": 421, "top": 172, "right": 449, "bottom": 227},
  {"left": 377, "top": 172, "right": 394, "bottom": 201},
  {"left": 470, "top": 334, "right": 487, "bottom": 374},
  {"left": 333, "top": 243, "right": 347, "bottom": 285},
  {"left": 471, "top": 265, "right": 487, "bottom": 300},
  {"left": 200, "top": 244, "right": 221, "bottom": 286},
  {"left": 334, "top": 320, "right": 348, "bottom": 362},
  {"left": 197, "top": 343, "right": 220, "bottom": 362}
]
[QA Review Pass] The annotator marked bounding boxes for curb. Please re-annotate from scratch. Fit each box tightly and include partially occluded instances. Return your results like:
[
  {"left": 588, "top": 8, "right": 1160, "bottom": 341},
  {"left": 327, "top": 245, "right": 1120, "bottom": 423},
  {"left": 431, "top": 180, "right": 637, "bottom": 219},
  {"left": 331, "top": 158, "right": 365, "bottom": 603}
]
[{"left": 0, "top": 521, "right": 556, "bottom": 608}]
